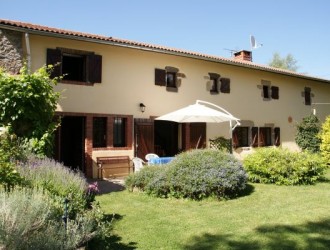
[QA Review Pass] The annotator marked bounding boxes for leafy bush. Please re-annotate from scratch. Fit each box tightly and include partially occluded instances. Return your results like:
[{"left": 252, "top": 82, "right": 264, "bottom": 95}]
[
  {"left": 0, "top": 187, "right": 98, "bottom": 250},
  {"left": 0, "top": 129, "right": 26, "bottom": 190},
  {"left": 295, "top": 114, "right": 321, "bottom": 153},
  {"left": 126, "top": 149, "right": 248, "bottom": 200},
  {"left": 243, "top": 147, "right": 326, "bottom": 185},
  {"left": 17, "top": 156, "right": 91, "bottom": 218},
  {"left": 319, "top": 116, "right": 330, "bottom": 165},
  {"left": 0, "top": 66, "right": 61, "bottom": 156}
]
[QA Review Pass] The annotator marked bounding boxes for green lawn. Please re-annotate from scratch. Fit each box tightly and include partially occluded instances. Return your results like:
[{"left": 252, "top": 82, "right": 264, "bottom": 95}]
[{"left": 94, "top": 170, "right": 330, "bottom": 249}]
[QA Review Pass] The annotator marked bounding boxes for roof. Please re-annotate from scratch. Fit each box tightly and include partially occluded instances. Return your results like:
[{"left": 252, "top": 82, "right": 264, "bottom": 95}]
[{"left": 1, "top": 19, "right": 329, "bottom": 84}]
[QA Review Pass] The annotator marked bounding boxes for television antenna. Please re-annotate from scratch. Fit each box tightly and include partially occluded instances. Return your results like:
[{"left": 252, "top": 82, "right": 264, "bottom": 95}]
[
  {"left": 250, "top": 35, "right": 263, "bottom": 50},
  {"left": 224, "top": 48, "right": 238, "bottom": 57}
]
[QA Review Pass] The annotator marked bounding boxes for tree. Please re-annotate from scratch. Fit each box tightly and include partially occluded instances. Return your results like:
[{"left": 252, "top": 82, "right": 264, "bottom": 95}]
[
  {"left": 295, "top": 114, "right": 321, "bottom": 153},
  {"left": 0, "top": 65, "right": 61, "bottom": 156},
  {"left": 268, "top": 52, "right": 298, "bottom": 72}
]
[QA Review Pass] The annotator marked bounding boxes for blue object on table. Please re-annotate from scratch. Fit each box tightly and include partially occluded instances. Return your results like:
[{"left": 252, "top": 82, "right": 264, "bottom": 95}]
[{"left": 149, "top": 157, "right": 174, "bottom": 165}]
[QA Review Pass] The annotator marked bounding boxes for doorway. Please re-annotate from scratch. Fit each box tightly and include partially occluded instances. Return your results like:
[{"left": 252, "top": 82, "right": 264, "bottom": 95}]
[
  {"left": 55, "top": 116, "right": 85, "bottom": 171},
  {"left": 134, "top": 119, "right": 179, "bottom": 159}
]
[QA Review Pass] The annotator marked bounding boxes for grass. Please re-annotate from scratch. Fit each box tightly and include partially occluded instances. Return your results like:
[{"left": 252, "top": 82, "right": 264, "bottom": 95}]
[{"left": 94, "top": 169, "right": 330, "bottom": 249}]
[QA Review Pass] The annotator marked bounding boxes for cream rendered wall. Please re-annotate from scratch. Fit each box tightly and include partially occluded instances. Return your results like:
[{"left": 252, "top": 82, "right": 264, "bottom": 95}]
[{"left": 28, "top": 34, "right": 330, "bottom": 164}]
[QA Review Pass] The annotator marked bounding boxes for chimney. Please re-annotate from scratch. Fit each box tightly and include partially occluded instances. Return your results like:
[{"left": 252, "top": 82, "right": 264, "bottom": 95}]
[{"left": 233, "top": 50, "right": 252, "bottom": 62}]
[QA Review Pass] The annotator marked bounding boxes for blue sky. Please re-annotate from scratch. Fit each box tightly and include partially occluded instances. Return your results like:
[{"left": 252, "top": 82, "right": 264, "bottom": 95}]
[{"left": 1, "top": 0, "right": 330, "bottom": 79}]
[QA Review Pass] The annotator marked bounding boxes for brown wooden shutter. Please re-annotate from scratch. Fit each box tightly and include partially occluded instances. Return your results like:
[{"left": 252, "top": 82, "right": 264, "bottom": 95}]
[
  {"left": 271, "top": 86, "right": 279, "bottom": 99},
  {"left": 274, "top": 127, "right": 280, "bottom": 146},
  {"left": 251, "top": 127, "right": 258, "bottom": 147},
  {"left": 46, "top": 48, "right": 62, "bottom": 78},
  {"left": 155, "top": 68, "right": 166, "bottom": 86},
  {"left": 220, "top": 78, "right": 230, "bottom": 93},
  {"left": 88, "top": 54, "right": 102, "bottom": 83}
]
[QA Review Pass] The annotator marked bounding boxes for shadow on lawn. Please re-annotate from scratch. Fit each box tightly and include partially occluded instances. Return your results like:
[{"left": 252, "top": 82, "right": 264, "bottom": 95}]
[
  {"left": 87, "top": 213, "right": 137, "bottom": 250},
  {"left": 182, "top": 218, "right": 330, "bottom": 250}
]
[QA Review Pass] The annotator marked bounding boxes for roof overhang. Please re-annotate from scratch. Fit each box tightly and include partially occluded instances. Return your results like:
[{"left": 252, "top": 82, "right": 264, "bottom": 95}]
[{"left": 1, "top": 19, "right": 329, "bottom": 84}]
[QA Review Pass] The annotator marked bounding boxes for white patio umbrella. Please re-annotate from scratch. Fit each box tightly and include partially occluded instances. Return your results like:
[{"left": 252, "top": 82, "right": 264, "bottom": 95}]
[{"left": 156, "top": 100, "right": 240, "bottom": 151}]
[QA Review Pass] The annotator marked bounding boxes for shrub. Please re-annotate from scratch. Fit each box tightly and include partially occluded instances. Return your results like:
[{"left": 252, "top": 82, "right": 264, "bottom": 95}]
[
  {"left": 0, "top": 129, "right": 26, "bottom": 190},
  {"left": 126, "top": 149, "right": 248, "bottom": 200},
  {"left": 17, "top": 156, "right": 90, "bottom": 218},
  {"left": 0, "top": 66, "right": 61, "bottom": 156},
  {"left": 0, "top": 187, "right": 99, "bottom": 250},
  {"left": 243, "top": 147, "right": 326, "bottom": 185},
  {"left": 319, "top": 116, "right": 330, "bottom": 165},
  {"left": 295, "top": 114, "right": 321, "bottom": 153}
]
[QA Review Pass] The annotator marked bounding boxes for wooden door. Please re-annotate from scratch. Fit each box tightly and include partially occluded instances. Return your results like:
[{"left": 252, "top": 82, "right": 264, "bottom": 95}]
[{"left": 134, "top": 119, "right": 154, "bottom": 159}]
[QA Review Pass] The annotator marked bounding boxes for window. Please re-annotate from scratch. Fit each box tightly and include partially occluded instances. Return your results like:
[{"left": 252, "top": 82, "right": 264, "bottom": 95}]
[
  {"left": 263, "top": 85, "right": 270, "bottom": 99},
  {"left": 220, "top": 78, "right": 231, "bottom": 93},
  {"left": 113, "top": 117, "right": 126, "bottom": 147},
  {"left": 155, "top": 67, "right": 179, "bottom": 91},
  {"left": 304, "top": 87, "right": 311, "bottom": 105},
  {"left": 250, "top": 126, "right": 280, "bottom": 147},
  {"left": 62, "top": 54, "right": 85, "bottom": 81},
  {"left": 233, "top": 127, "right": 249, "bottom": 148},
  {"left": 93, "top": 117, "right": 107, "bottom": 148},
  {"left": 166, "top": 72, "right": 176, "bottom": 88},
  {"left": 208, "top": 73, "right": 220, "bottom": 94},
  {"left": 47, "top": 48, "right": 102, "bottom": 84},
  {"left": 261, "top": 80, "right": 279, "bottom": 100}
]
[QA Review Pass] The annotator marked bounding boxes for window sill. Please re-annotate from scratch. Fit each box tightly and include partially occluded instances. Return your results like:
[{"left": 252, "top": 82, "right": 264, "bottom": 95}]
[{"left": 60, "top": 80, "right": 95, "bottom": 86}]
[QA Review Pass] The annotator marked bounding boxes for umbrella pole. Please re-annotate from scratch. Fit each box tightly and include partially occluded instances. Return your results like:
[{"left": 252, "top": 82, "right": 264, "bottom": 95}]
[{"left": 229, "top": 120, "right": 233, "bottom": 154}]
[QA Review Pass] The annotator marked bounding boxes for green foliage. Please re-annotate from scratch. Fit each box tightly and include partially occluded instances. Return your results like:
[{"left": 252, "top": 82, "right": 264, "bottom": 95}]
[
  {"left": 126, "top": 149, "right": 248, "bottom": 200},
  {"left": 0, "top": 187, "right": 98, "bottom": 250},
  {"left": 209, "top": 136, "right": 231, "bottom": 152},
  {"left": 268, "top": 52, "right": 298, "bottom": 72},
  {"left": 243, "top": 147, "right": 326, "bottom": 185},
  {"left": 17, "top": 156, "right": 90, "bottom": 218},
  {"left": 0, "top": 129, "right": 26, "bottom": 190},
  {"left": 0, "top": 65, "right": 61, "bottom": 156},
  {"left": 295, "top": 114, "right": 321, "bottom": 153},
  {"left": 319, "top": 116, "right": 330, "bottom": 165}
]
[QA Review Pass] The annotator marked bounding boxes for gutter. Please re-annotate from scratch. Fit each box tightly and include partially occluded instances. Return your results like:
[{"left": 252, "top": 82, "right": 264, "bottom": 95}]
[{"left": 25, "top": 33, "right": 31, "bottom": 72}]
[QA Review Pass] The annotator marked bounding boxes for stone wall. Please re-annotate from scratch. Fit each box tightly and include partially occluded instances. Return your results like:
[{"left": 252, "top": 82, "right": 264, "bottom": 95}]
[{"left": 0, "top": 29, "right": 23, "bottom": 74}]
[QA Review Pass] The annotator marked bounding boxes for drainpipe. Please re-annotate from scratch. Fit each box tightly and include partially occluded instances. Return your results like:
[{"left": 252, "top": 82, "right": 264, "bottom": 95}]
[{"left": 25, "top": 33, "right": 31, "bottom": 73}]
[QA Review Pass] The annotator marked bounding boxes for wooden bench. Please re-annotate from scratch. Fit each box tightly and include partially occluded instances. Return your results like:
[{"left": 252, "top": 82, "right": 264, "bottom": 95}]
[{"left": 96, "top": 156, "right": 131, "bottom": 179}]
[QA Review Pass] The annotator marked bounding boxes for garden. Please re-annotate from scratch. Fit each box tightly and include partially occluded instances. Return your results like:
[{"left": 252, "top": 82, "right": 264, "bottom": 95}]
[{"left": 0, "top": 66, "right": 330, "bottom": 249}]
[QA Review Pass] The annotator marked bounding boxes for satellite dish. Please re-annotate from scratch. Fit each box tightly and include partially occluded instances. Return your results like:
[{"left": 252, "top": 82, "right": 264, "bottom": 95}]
[{"left": 250, "top": 35, "right": 262, "bottom": 49}]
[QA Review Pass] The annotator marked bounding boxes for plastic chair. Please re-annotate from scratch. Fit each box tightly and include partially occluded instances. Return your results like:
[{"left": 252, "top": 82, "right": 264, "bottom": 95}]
[
  {"left": 132, "top": 157, "right": 146, "bottom": 172},
  {"left": 145, "top": 153, "right": 159, "bottom": 165},
  {"left": 145, "top": 153, "right": 159, "bottom": 161}
]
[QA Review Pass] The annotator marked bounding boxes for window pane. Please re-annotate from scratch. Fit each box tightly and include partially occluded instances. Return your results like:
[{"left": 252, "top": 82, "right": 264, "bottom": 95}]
[
  {"left": 113, "top": 118, "right": 126, "bottom": 147},
  {"left": 263, "top": 85, "right": 270, "bottom": 99},
  {"left": 166, "top": 72, "right": 176, "bottom": 88},
  {"left": 62, "top": 54, "right": 85, "bottom": 81},
  {"left": 305, "top": 88, "right": 311, "bottom": 105},
  {"left": 93, "top": 117, "right": 107, "bottom": 148}
]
